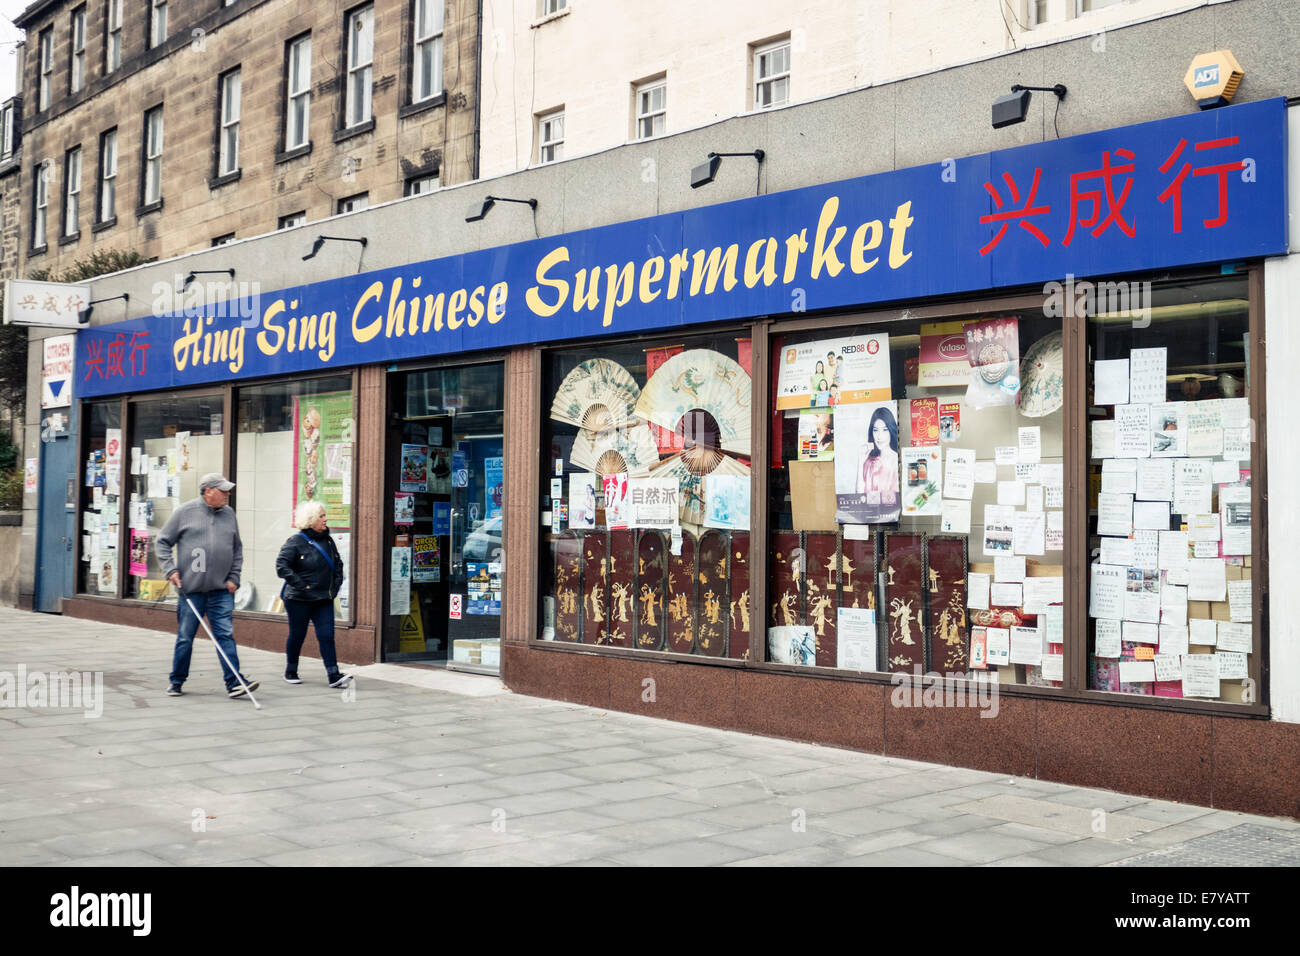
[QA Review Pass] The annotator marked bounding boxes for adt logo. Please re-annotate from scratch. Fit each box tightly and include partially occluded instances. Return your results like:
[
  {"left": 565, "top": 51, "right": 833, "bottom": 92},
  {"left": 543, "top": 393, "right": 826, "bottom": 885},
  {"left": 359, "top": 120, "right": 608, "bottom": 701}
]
[{"left": 1194, "top": 65, "right": 1220, "bottom": 88}]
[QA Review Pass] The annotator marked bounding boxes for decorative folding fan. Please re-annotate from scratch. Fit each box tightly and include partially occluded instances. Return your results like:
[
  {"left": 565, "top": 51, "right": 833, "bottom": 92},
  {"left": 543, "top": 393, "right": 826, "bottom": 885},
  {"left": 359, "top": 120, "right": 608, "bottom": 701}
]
[
  {"left": 1018, "top": 331, "right": 1064, "bottom": 418},
  {"left": 634, "top": 349, "right": 751, "bottom": 456},
  {"left": 570, "top": 422, "right": 660, "bottom": 477},
  {"left": 550, "top": 358, "right": 643, "bottom": 434},
  {"left": 650, "top": 451, "right": 750, "bottom": 531}
]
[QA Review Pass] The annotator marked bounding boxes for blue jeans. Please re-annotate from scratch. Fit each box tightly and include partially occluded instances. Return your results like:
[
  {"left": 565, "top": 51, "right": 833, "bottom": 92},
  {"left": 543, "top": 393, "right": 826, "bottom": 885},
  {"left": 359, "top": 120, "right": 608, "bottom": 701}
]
[
  {"left": 171, "top": 589, "right": 242, "bottom": 689},
  {"left": 285, "top": 599, "right": 339, "bottom": 676}
]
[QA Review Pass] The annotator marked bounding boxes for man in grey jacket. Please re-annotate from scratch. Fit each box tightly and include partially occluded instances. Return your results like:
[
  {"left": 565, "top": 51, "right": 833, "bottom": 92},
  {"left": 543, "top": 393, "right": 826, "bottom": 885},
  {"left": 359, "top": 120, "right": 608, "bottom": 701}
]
[{"left": 155, "top": 473, "right": 260, "bottom": 698}]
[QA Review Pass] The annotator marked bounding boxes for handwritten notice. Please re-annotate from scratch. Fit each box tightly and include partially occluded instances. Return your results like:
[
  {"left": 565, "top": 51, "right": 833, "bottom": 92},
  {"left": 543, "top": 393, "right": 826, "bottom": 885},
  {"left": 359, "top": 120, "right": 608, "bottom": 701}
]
[
  {"left": 967, "top": 572, "right": 991, "bottom": 610},
  {"left": 1023, "top": 577, "right": 1063, "bottom": 614},
  {"left": 997, "top": 481, "right": 1026, "bottom": 506},
  {"left": 1013, "top": 511, "right": 1045, "bottom": 556},
  {"left": 974, "top": 461, "right": 997, "bottom": 484},
  {"left": 1136, "top": 458, "right": 1173, "bottom": 502},
  {"left": 1120, "top": 660, "right": 1156, "bottom": 684},
  {"left": 995, "top": 446, "right": 1018, "bottom": 466},
  {"left": 991, "top": 583, "right": 1023, "bottom": 607},
  {"left": 940, "top": 498, "right": 972, "bottom": 534},
  {"left": 1216, "top": 651, "right": 1248, "bottom": 680},
  {"left": 1189, "top": 618, "right": 1218, "bottom": 647},
  {"left": 994, "top": 555, "right": 1026, "bottom": 583},
  {"left": 1099, "top": 536, "right": 1134, "bottom": 568},
  {"left": 1097, "top": 492, "right": 1134, "bottom": 537},
  {"left": 1227, "top": 580, "right": 1252, "bottom": 623},
  {"left": 944, "top": 448, "right": 976, "bottom": 500},
  {"left": 1186, "top": 400, "right": 1223, "bottom": 457},
  {"left": 1089, "top": 563, "right": 1125, "bottom": 619},
  {"left": 1018, "top": 426, "right": 1042, "bottom": 464},
  {"left": 1095, "top": 619, "right": 1122, "bottom": 657},
  {"left": 1187, "top": 558, "right": 1227, "bottom": 602},
  {"left": 1220, "top": 398, "right": 1251, "bottom": 461},
  {"left": 1102, "top": 458, "right": 1137, "bottom": 495},
  {"left": 1181, "top": 654, "right": 1220, "bottom": 698},
  {"left": 1157, "top": 530, "right": 1189, "bottom": 571},
  {"left": 1115, "top": 404, "right": 1151, "bottom": 458},
  {"left": 1129, "top": 348, "right": 1167, "bottom": 405},
  {"left": 1133, "top": 500, "right": 1170, "bottom": 531},
  {"left": 1046, "top": 510, "right": 1064, "bottom": 551},
  {"left": 1133, "top": 529, "right": 1159, "bottom": 570},
  {"left": 1216, "top": 621, "right": 1252, "bottom": 653}
]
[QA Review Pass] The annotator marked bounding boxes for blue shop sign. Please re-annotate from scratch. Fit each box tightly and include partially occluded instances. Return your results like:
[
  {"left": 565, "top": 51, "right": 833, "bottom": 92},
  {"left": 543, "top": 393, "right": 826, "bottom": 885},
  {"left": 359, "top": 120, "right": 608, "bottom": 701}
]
[{"left": 77, "top": 97, "right": 1287, "bottom": 397}]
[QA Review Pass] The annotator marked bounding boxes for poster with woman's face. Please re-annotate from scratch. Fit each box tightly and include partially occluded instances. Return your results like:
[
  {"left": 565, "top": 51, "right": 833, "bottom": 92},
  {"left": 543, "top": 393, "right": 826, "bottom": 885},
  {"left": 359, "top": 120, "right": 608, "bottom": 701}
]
[{"left": 834, "top": 401, "right": 901, "bottom": 524}]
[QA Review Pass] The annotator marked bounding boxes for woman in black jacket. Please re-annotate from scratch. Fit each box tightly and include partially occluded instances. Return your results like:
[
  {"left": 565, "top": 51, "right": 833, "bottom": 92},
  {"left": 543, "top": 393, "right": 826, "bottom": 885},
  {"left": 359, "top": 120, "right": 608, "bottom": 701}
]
[{"left": 276, "top": 501, "right": 351, "bottom": 687}]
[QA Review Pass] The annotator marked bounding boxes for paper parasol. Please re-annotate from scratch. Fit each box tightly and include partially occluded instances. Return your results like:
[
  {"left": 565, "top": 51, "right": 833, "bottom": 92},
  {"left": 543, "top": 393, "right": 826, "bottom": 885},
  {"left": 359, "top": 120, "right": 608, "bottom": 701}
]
[
  {"left": 1017, "top": 331, "right": 1065, "bottom": 418},
  {"left": 570, "top": 421, "right": 660, "bottom": 477},
  {"left": 649, "top": 451, "right": 750, "bottom": 531},
  {"left": 550, "top": 358, "right": 643, "bottom": 434},
  {"left": 634, "top": 349, "right": 751, "bottom": 456}
]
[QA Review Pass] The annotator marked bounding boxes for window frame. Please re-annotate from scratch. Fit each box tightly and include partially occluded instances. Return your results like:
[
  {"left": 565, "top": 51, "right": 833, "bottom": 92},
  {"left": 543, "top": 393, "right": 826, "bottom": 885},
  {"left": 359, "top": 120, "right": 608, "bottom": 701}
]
[
  {"left": 405, "top": 173, "right": 439, "bottom": 196},
  {"left": 141, "top": 105, "right": 164, "bottom": 208},
  {"left": 105, "top": 0, "right": 124, "bottom": 74},
  {"left": 343, "top": 3, "right": 375, "bottom": 129},
  {"left": 537, "top": 108, "right": 564, "bottom": 165},
  {"left": 634, "top": 76, "right": 667, "bottom": 141},
  {"left": 33, "top": 160, "right": 50, "bottom": 249},
  {"left": 97, "top": 127, "right": 118, "bottom": 224},
  {"left": 0, "top": 103, "right": 15, "bottom": 159},
  {"left": 752, "top": 37, "right": 791, "bottom": 111},
  {"left": 149, "top": 0, "right": 168, "bottom": 50},
  {"left": 217, "top": 67, "right": 241, "bottom": 177},
  {"left": 63, "top": 145, "right": 82, "bottom": 238},
  {"left": 278, "top": 211, "right": 307, "bottom": 229},
  {"left": 70, "top": 5, "right": 87, "bottom": 95},
  {"left": 411, "top": 0, "right": 444, "bottom": 104},
  {"left": 38, "top": 28, "right": 54, "bottom": 111},
  {"left": 540, "top": 0, "right": 566, "bottom": 16},
  {"left": 284, "top": 33, "right": 312, "bottom": 151},
  {"left": 337, "top": 192, "right": 369, "bottom": 214}
]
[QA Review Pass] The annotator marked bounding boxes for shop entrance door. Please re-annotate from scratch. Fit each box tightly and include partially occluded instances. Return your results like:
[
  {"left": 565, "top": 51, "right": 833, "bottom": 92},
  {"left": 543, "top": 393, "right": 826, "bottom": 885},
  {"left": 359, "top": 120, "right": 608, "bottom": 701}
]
[{"left": 382, "top": 364, "right": 504, "bottom": 673}]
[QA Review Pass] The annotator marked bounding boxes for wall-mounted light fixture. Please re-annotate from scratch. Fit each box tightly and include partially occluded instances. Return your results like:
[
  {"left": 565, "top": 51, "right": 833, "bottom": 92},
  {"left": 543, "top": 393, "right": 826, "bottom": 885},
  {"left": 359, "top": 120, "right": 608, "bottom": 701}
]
[
  {"left": 77, "top": 292, "right": 129, "bottom": 324},
  {"left": 992, "top": 84, "right": 1067, "bottom": 134},
  {"left": 466, "top": 195, "right": 540, "bottom": 237},
  {"left": 181, "top": 268, "right": 235, "bottom": 292},
  {"left": 691, "top": 150, "right": 765, "bottom": 194},
  {"left": 302, "top": 234, "right": 369, "bottom": 272}
]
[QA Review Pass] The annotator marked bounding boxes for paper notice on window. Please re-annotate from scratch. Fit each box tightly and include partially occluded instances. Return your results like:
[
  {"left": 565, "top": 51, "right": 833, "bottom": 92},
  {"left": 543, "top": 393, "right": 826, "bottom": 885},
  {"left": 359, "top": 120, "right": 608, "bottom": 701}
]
[
  {"left": 944, "top": 448, "right": 976, "bottom": 500},
  {"left": 1101, "top": 458, "right": 1138, "bottom": 495},
  {"left": 1123, "top": 620, "right": 1159, "bottom": 645},
  {"left": 1160, "top": 585, "right": 1188, "bottom": 627},
  {"left": 984, "top": 627, "right": 1010, "bottom": 666},
  {"left": 1094, "top": 359, "right": 1130, "bottom": 406},
  {"left": 1124, "top": 584, "right": 1162, "bottom": 625},
  {"left": 1025, "top": 484, "right": 1044, "bottom": 513},
  {"left": 1157, "top": 530, "right": 1189, "bottom": 571},
  {"left": 1158, "top": 623, "right": 1189, "bottom": 657},
  {"left": 1046, "top": 510, "right": 1064, "bottom": 551},
  {"left": 1135, "top": 458, "right": 1173, "bottom": 502},
  {"left": 1091, "top": 420, "right": 1117, "bottom": 460},
  {"left": 1189, "top": 618, "right": 1218, "bottom": 647},
  {"left": 1187, "top": 558, "right": 1227, "bottom": 602},
  {"left": 1114, "top": 404, "right": 1151, "bottom": 458},
  {"left": 1129, "top": 348, "right": 1167, "bottom": 405},
  {"left": 1120, "top": 660, "right": 1156, "bottom": 684},
  {"left": 837, "top": 607, "right": 877, "bottom": 672},
  {"left": 1043, "top": 603, "right": 1064, "bottom": 646},
  {"left": 974, "top": 461, "right": 998, "bottom": 484},
  {"left": 1218, "top": 486, "right": 1251, "bottom": 555},
  {"left": 1227, "top": 580, "right": 1251, "bottom": 623},
  {"left": 1014, "top": 462, "right": 1040, "bottom": 484},
  {"left": 1133, "top": 500, "right": 1170, "bottom": 531},
  {"left": 995, "top": 446, "right": 1018, "bottom": 466},
  {"left": 1153, "top": 654, "right": 1183, "bottom": 682},
  {"left": 1150, "top": 402, "right": 1187, "bottom": 458},
  {"left": 1023, "top": 577, "right": 1063, "bottom": 614},
  {"left": 1099, "top": 536, "right": 1134, "bottom": 567},
  {"left": 1212, "top": 460, "right": 1242, "bottom": 485},
  {"left": 983, "top": 504, "right": 1016, "bottom": 556},
  {"left": 1130, "top": 530, "right": 1157, "bottom": 571},
  {"left": 1216, "top": 621, "right": 1251, "bottom": 653},
  {"left": 967, "top": 572, "right": 991, "bottom": 610},
  {"left": 1220, "top": 398, "right": 1251, "bottom": 461},
  {"left": 1188, "top": 513, "right": 1221, "bottom": 542},
  {"left": 991, "top": 583, "right": 1023, "bottom": 607},
  {"left": 1095, "top": 619, "right": 1122, "bottom": 657},
  {"left": 1041, "top": 464, "right": 1063, "bottom": 508},
  {"left": 1013, "top": 511, "right": 1045, "bottom": 556},
  {"left": 1018, "top": 426, "right": 1041, "bottom": 464},
  {"left": 1010, "top": 625, "right": 1043, "bottom": 666},
  {"left": 1172, "top": 459, "right": 1212, "bottom": 516},
  {"left": 1089, "top": 563, "right": 1126, "bottom": 619},
  {"left": 1097, "top": 492, "right": 1134, "bottom": 536},
  {"left": 994, "top": 555, "right": 1026, "bottom": 583},
  {"left": 997, "top": 481, "right": 1026, "bottom": 506},
  {"left": 1186, "top": 400, "right": 1223, "bottom": 457},
  {"left": 1181, "top": 654, "right": 1220, "bottom": 698},
  {"left": 940, "top": 498, "right": 972, "bottom": 534},
  {"left": 1214, "top": 651, "right": 1247, "bottom": 680}
]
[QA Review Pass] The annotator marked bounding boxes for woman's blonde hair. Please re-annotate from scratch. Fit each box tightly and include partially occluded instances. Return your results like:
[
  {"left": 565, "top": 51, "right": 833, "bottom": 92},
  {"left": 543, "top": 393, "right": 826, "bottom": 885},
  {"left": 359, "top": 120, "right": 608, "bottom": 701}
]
[{"left": 294, "top": 500, "right": 327, "bottom": 530}]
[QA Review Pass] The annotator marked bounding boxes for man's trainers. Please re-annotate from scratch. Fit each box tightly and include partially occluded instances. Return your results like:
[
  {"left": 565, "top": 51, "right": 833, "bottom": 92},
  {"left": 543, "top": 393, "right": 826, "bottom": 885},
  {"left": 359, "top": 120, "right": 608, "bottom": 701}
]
[
  {"left": 327, "top": 672, "right": 353, "bottom": 688},
  {"left": 167, "top": 684, "right": 183, "bottom": 697},
  {"left": 227, "top": 677, "right": 261, "bottom": 698},
  {"left": 284, "top": 671, "right": 302, "bottom": 684}
]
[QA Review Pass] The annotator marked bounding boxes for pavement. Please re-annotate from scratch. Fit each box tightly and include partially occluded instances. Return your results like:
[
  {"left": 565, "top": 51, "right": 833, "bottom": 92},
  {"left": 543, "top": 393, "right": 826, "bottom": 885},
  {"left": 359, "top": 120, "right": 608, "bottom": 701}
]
[{"left": 1, "top": 606, "right": 1297, "bottom": 867}]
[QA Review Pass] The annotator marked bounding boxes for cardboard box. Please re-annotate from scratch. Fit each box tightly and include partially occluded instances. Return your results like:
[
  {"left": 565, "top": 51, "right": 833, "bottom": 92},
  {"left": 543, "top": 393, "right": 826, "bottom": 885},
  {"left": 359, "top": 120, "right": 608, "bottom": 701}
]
[
  {"left": 788, "top": 460, "right": 838, "bottom": 532},
  {"left": 452, "top": 639, "right": 482, "bottom": 664},
  {"left": 1187, "top": 601, "right": 1212, "bottom": 619},
  {"left": 1211, "top": 601, "right": 1231, "bottom": 622},
  {"left": 480, "top": 641, "right": 501, "bottom": 668}
]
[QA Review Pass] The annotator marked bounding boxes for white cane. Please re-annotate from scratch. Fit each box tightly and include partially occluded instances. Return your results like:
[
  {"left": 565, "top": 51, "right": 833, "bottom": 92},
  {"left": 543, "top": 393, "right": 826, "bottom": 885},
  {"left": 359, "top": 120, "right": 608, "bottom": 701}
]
[{"left": 183, "top": 594, "right": 262, "bottom": 710}]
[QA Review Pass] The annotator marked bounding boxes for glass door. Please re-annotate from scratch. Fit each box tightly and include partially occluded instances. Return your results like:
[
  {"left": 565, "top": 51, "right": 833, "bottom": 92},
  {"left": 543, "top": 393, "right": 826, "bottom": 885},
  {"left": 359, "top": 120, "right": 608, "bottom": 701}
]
[{"left": 383, "top": 363, "right": 504, "bottom": 673}]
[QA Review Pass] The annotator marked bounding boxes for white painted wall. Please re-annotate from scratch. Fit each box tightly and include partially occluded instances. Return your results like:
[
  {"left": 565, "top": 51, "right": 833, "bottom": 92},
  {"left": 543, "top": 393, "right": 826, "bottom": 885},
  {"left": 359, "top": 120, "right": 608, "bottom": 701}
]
[
  {"left": 479, "top": 0, "right": 1227, "bottom": 178},
  {"left": 1262, "top": 103, "right": 1300, "bottom": 723}
]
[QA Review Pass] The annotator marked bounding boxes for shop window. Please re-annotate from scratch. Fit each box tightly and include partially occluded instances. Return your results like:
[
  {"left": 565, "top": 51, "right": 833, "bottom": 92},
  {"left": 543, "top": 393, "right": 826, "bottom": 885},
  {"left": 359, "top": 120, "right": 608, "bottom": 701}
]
[
  {"left": 768, "top": 313, "right": 1066, "bottom": 683},
  {"left": 541, "top": 334, "right": 754, "bottom": 659},
  {"left": 234, "top": 376, "right": 354, "bottom": 618},
  {"left": 124, "top": 394, "right": 224, "bottom": 603},
  {"left": 1086, "top": 275, "right": 1256, "bottom": 704},
  {"left": 79, "top": 401, "right": 124, "bottom": 596}
]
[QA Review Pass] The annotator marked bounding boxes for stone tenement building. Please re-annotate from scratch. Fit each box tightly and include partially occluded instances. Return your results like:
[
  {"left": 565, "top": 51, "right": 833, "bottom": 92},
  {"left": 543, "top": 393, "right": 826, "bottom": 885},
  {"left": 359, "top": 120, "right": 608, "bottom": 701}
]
[{"left": 13, "top": 0, "right": 480, "bottom": 276}]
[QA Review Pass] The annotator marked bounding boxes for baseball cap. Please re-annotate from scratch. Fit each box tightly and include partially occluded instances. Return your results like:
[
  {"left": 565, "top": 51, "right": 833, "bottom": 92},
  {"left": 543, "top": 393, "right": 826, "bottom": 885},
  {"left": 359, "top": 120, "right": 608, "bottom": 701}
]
[{"left": 199, "top": 473, "right": 236, "bottom": 492}]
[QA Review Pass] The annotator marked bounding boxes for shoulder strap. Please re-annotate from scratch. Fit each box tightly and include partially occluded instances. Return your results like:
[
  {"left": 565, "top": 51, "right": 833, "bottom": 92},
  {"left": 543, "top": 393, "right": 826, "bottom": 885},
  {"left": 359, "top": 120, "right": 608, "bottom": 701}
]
[{"left": 299, "top": 532, "right": 335, "bottom": 571}]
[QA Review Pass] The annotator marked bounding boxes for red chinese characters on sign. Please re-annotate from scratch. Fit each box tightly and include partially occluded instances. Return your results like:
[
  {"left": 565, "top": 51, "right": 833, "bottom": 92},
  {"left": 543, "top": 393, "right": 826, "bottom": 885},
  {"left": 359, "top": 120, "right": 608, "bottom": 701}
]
[
  {"left": 82, "top": 330, "right": 149, "bottom": 381},
  {"left": 980, "top": 137, "right": 1247, "bottom": 253}
]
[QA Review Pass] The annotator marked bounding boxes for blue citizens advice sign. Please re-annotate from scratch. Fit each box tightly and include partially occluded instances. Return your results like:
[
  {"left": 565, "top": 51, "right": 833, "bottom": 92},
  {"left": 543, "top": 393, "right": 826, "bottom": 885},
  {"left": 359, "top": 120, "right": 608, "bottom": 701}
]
[{"left": 77, "top": 98, "right": 1287, "bottom": 397}]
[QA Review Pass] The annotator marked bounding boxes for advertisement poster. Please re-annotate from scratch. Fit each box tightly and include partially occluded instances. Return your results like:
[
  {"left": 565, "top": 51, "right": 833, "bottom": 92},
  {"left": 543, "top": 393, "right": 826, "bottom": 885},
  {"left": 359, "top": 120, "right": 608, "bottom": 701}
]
[
  {"left": 940, "top": 402, "right": 961, "bottom": 442},
  {"left": 964, "top": 317, "right": 1020, "bottom": 408},
  {"left": 427, "top": 447, "right": 452, "bottom": 494},
  {"left": 294, "top": 391, "right": 354, "bottom": 529},
  {"left": 645, "top": 344, "right": 686, "bottom": 454},
  {"left": 918, "top": 320, "right": 972, "bottom": 388},
  {"left": 105, "top": 428, "right": 123, "bottom": 494},
  {"left": 390, "top": 547, "right": 411, "bottom": 615},
  {"left": 704, "top": 474, "right": 751, "bottom": 530},
  {"left": 23, "top": 458, "right": 37, "bottom": 494},
  {"left": 768, "top": 626, "right": 816, "bottom": 666},
  {"left": 400, "top": 443, "right": 429, "bottom": 492},
  {"left": 901, "top": 447, "right": 942, "bottom": 516},
  {"left": 602, "top": 472, "right": 629, "bottom": 529},
  {"left": 334, "top": 532, "right": 351, "bottom": 612},
  {"left": 432, "top": 501, "right": 451, "bottom": 536},
  {"left": 412, "top": 535, "right": 441, "bottom": 583},
  {"left": 484, "top": 456, "right": 504, "bottom": 521},
  {"left": 569, "top": 473, "right": 598, "bottom": 529},
  {"left": 775, "top": 333, "right": 891, "bottom": 409},
  {"left": 798, "top": 410, "right": 835, "bottom": 461},
  {"left": 465, "top": 561, "right": 502, "bottom": 616},
  {"left": 128, "top": 529, "right": 150, "bottom": 577},
  {"left": 909, "top": 398, "right": 939, "bottom": 446},
  {"left": 393, "top": 492, "right": 414, "bottom": 526},
  {"left": 833, "top": 401, "right": 901, "bottom": 524},
  {"left": 97, "top": 552, "right": 117, "bottom": 595},
  {"left": 628, "top": 477, "right": 678, "bottom": 529}
]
